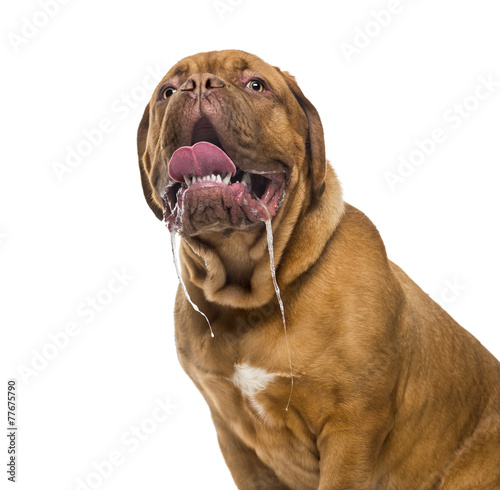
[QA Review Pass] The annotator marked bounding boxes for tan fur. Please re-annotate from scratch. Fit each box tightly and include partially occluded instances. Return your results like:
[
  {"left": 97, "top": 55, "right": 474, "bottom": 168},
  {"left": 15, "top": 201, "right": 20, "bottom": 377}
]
[{"left": 137, "top": 50, "right": 500, "bottom": 489}]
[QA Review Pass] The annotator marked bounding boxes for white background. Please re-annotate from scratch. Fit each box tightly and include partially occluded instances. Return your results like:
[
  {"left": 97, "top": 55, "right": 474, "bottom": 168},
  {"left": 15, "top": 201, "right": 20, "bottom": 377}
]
[{"left": 2, "top": 0, "right": 499, "bottom": 489}]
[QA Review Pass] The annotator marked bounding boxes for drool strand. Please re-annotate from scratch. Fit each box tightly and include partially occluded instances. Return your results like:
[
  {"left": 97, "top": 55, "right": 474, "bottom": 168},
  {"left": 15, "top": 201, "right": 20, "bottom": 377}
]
[
  {"left": 170, "top": 231, "right": 215, "bottom": 338},
  {"left": 264, "top": 218, "right": 294, "bottom": 411}
]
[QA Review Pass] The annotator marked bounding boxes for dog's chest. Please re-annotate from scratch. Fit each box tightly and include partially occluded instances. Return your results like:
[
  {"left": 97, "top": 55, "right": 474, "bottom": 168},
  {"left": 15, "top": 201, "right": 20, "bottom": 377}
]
[
  {"left": 176, "top": 324, "right": 321, "bottom": 488},
  {"left": 231, "top": 363, "right": 279, "bottom": 418},
  {"left": 192, "top": 358, "right": 320, "bottom": 489}
]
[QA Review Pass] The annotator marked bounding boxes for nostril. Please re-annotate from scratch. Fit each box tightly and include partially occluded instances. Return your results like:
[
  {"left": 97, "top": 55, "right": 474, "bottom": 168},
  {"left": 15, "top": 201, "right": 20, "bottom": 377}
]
[
  {"left": 205, "top": 75, "right": 225, "bottom": 90},
  {"left": 181, "top": 78, "right": 196, "bottom": 92}
]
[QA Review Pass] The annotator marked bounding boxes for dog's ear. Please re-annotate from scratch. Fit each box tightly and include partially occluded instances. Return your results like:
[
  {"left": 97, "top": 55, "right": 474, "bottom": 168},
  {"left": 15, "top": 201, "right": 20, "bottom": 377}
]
[
  {"left": 279, "top": 70, "right": 326, "bottom": 200},
  {"left": 137, "top": 104, "right": 163, "bottom": 220}
]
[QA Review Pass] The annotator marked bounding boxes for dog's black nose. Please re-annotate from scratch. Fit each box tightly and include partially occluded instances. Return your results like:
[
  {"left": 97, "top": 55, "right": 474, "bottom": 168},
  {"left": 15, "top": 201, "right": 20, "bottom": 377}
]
[{"left": 181, "top": 73, "right": 225, "bottom": 98}]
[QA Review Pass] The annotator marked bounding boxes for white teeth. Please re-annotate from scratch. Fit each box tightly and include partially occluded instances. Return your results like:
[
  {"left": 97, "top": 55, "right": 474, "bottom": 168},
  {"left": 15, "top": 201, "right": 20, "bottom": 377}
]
[
  {"left": 241, "top": 172, "right": 251, "bottom": 188},
  {"left": 183, "top": 173, "right": 235, "bottom": 187}
]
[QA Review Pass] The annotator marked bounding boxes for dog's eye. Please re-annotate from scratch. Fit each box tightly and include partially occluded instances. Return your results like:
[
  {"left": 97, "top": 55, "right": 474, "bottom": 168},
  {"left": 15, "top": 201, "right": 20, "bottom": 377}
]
[
  {"left": 247, "top": 80, "right": 264, "bottom": 93},
  {"left": 162, "top": 87, "right": 177, "bottom": 99}
]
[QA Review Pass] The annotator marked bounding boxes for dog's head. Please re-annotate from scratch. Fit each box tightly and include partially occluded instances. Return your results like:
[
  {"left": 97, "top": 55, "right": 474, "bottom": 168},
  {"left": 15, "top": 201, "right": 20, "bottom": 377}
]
[{"left": 137, "top": 50, "right": 326, "bottom": 236}]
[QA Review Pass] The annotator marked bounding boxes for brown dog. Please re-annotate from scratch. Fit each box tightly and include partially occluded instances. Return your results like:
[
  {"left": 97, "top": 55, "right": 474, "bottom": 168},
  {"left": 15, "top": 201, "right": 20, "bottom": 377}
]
[{"left": 137, "top": 50, "right": 500, "bottom": 489}]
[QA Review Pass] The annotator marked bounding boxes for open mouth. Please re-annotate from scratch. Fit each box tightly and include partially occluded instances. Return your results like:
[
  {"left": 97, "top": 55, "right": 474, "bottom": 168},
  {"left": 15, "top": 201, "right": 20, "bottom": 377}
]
[{"left": 162, "top": 118, "right": 286, "bottom": 233}]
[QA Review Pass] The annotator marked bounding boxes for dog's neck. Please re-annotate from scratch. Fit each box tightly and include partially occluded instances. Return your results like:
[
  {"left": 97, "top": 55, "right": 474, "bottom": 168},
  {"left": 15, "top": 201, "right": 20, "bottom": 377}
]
[
  {"left": 178, "top": 165, "right": 344, "bottom": 310},
  {"left": 179, "top": 226, "right": 272, "bottom": 309},
  {"left": 188, "top": 230, "right": 265, "bottom": 285}
]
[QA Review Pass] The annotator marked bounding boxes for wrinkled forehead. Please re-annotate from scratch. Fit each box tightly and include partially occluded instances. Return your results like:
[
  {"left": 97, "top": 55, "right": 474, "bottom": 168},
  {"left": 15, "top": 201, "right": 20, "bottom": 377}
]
[{"left": 155, "top": 50, "right": 287, "bottom": 93}]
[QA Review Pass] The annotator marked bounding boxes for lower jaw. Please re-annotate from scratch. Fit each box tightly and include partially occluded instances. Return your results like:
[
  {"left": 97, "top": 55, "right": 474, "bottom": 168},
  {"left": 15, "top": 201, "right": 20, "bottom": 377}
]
[{"left": 163, "top": 180, "right": 285, "bottom": 235}]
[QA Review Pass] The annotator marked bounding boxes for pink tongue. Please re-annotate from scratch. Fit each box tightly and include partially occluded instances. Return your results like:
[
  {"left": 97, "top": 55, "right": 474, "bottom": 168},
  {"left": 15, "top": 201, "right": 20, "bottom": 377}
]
[{"left": 168, "top": 142, "right": 236, "bottom": 183}]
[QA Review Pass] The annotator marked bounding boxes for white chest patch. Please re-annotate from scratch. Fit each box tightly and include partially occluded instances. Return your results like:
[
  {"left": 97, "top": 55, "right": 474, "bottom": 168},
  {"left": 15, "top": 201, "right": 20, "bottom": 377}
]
[{"left": 232, "top": 363, "right": 276, "bottom": 417}]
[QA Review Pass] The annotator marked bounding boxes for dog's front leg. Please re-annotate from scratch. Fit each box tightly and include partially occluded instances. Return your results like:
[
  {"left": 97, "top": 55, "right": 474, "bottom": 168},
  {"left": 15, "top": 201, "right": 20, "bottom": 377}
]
[
  {"left": 213, "top": 419, "right": 291, "bottom": 490},
  {"left": 316, "top": 422, "right": 387, "bottom": 490}
]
